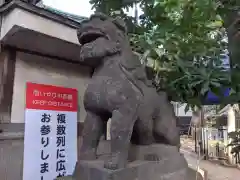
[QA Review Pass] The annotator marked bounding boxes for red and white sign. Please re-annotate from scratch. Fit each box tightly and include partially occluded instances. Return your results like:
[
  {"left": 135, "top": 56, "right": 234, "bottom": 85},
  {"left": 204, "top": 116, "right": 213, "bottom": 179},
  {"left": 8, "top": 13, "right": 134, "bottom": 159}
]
[{"left": 23, "top": 82, "right": 78, "bottom": 180}]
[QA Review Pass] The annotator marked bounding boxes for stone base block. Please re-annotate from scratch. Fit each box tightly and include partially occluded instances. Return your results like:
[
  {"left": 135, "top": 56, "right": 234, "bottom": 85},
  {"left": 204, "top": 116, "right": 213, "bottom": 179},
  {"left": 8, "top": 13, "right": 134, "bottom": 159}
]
[
  {"left": 56, "top": 141, "right": 202, "bottom": 180},
  {"left": 73, "top": 159, "right": 188, "bottom": 180},
  {"left": 55, "top": 167, "right": 203, "bottom": 180},
  {"left": 97, "top": 141, "right": 183, "bottom": 160},
  {"left": 128, "top": 143, "right": 183, "bottom": 161},
  {"left": 58, "top": 141, "right": 196, "bottom": 180}
]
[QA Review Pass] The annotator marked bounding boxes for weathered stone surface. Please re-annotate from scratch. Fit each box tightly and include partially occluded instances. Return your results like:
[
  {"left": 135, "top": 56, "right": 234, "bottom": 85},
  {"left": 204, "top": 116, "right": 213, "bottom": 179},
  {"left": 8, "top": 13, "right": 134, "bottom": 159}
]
[
  {"left": 73, "top": 160, "right": 188, "bottom": 180},
  {"left": 188, "top": 168, "right": 203, "bottom": 180},
  {"left": 77, "top": 12, "right": 180, "bottom": 170},
  {"left": 56, "top": 142, "right": 201, "bottom": 180},
  {"left": 55, "top": 167, "right": 203, "bottom": 180},
  {"left": 128, "top": 143, "right": 182, "bottom": 161},
  {"left": 69, "top": 141, "right": 189, "bottom": 180},
  {"left": 97, "top": 141, "right": 184, "bottom": 162},
  {"left": 55, "top": 176, "right": 75, "bottom": 180},
  {"left": 97, "top": 141, "right": 182, "bottom": 159}
]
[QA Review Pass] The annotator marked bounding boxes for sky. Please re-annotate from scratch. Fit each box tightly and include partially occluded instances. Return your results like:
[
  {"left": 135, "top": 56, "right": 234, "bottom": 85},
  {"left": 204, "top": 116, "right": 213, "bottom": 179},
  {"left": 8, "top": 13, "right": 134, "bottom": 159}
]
[
  {"left": 43, "top": 0, "right": 140, "bottom": 17},
  {"left": 43, "top": 0, "right": 94, "bottom": 17}
]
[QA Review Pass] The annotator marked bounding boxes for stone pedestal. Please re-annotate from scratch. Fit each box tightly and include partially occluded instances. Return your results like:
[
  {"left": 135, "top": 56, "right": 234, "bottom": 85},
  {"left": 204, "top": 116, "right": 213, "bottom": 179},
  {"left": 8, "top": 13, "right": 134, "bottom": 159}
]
[
  {"left": 73, "top": 159, "right": 187, "bottom": 180},
  {"left": 68, "top": 141, "right": 189, "bottom": 180},
  {"left": 55, "top": 141, "right": 204, "bottom": 180}
]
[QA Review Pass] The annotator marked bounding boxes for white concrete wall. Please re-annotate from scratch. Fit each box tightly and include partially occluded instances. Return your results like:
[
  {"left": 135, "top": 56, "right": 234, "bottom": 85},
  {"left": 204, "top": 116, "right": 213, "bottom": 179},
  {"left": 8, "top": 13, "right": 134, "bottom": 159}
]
[
  {"left": 178, "top": 103, "right": 192, "bottom": 116},
  {"left": 10, "top": 52, "right": 91, "bottom": 123},
  {"left": 1, "top": 8, "right": 79, "bottom": 44}
]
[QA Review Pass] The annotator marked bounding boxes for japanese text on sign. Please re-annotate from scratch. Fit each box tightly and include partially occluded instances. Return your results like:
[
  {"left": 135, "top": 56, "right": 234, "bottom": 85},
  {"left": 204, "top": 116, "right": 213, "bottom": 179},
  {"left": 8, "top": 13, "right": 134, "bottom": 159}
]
[
  {"left": 56, "top": 114, "right": 67, "bottom": 178},
  {"left": 40, "top": 113, "right": 51, "bottom": 180},
  {"left": 23, "top": 83, "right": 78, "bottom": 180}
]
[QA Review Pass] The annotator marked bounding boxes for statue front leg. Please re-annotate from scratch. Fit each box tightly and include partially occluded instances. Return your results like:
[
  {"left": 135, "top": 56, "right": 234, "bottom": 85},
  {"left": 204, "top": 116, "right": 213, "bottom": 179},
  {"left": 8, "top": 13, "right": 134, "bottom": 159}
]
[
  {"left": 79, "top": 111, "right": 105, "bottom": 160},
  {"left": 104, "top": 103, "right": 139, "bottom": 170}
]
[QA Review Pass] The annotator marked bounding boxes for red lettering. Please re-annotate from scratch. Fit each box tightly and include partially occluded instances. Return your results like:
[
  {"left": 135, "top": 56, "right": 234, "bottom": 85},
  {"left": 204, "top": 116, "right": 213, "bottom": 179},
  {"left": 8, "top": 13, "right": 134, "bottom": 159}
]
[{"left": 26, "top": 82, "right": 78, "bottom": 111}]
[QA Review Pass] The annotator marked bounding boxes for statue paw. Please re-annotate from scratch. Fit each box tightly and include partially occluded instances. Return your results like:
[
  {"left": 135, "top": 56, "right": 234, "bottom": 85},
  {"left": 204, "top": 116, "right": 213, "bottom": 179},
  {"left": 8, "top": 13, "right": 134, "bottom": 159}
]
[
  {"left": 144, "top": 153, "right": 160, "bottom": 161},
  {"left": 104, "top": 160, "right": 118, "bottom": 170},
  {"left": 104, "top": 154, "right": 121, "bottom": 170}
]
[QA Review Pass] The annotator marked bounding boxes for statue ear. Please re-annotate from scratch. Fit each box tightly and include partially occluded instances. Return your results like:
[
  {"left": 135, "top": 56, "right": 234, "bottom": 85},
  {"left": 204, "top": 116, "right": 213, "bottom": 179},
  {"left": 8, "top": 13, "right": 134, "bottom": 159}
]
[{"left": 112, "top": 17, "right": 127, "bottom": 33}]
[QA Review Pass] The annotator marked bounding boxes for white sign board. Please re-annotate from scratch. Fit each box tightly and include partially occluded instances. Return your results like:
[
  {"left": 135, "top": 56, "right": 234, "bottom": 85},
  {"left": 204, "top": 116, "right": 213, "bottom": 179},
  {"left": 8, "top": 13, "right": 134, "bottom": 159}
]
[{"left": 23, "top": 82, "right": 78, "bottom": 180}]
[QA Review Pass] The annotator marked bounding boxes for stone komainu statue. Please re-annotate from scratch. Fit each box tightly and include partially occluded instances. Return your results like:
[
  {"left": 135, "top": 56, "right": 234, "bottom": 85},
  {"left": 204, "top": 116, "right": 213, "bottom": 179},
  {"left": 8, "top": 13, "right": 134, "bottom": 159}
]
[{"left": 77, "top": 13, "right": 180, "bottom": 170}]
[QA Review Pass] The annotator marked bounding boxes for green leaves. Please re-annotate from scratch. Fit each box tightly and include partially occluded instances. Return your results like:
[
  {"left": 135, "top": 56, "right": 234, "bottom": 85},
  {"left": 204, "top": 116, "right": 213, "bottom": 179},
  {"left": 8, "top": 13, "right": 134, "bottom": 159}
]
[
  {"left": 89, "top": 0, "right": 236, "bottom": 106},
  {"left": 135, "top": 0, "right": 231, "bottom": 105},
  {"left": 206, "top": 20, "right": 223, "bottom": 29}
]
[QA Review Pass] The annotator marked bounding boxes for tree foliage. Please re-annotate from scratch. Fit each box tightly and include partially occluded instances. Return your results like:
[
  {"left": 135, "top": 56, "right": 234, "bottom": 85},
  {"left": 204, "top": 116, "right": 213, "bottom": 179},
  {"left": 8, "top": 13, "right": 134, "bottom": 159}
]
[{"left": 90, "top": 0, "right": 239, "bottom": 108}]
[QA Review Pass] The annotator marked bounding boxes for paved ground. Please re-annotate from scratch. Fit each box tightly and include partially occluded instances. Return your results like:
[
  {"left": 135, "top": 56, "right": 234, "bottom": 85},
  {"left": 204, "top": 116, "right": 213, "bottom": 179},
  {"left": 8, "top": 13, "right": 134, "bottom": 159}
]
[{"left": 181, "top": 138, "right": 240, "bottom": 180}]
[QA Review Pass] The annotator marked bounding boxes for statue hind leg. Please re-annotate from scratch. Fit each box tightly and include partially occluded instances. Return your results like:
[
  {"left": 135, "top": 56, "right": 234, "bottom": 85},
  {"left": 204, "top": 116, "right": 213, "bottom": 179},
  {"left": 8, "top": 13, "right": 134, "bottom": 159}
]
[
  {"left": 79, "top": 111, "right": 106, "bottom": 160},
  {"left": 153, "top": 107, "right": 180, "bottom": 146},
  {"left": 104, "top": 102, "right": 139, "bottom": 170},
  {"left": 131, "top": 111, "right": 154, "bottom": 145}
]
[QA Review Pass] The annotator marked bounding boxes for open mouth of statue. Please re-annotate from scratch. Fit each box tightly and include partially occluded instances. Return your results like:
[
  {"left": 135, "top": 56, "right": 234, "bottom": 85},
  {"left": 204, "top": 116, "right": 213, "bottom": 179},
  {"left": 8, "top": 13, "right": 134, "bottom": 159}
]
[{"left": 79, "top": 31, "right": 105, "bottom": 45}]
